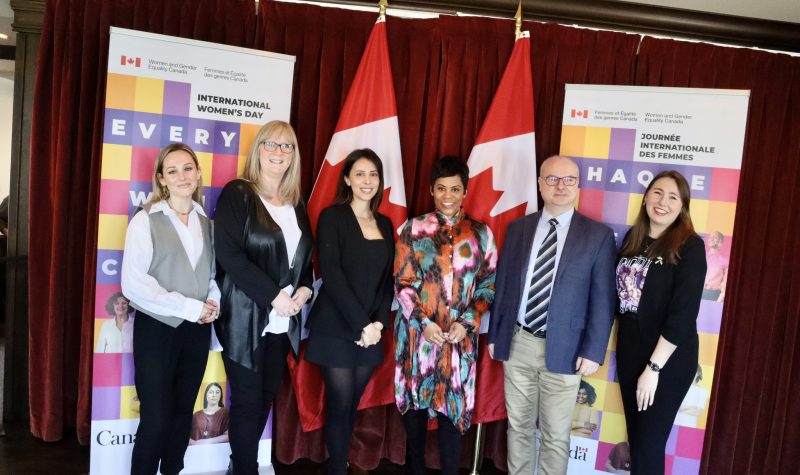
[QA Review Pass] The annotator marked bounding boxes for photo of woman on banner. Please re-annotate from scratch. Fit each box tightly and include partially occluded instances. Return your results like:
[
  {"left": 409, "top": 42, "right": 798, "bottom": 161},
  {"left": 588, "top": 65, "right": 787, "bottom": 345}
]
[
  {"left": 702, "top": 231, "right": 728, "bottom": 302},
  {"left": 675, "top": 364, "right": 710, "bottom": 428},
  {"left": 95, "top": 291, "right": 134, "bottom": 353},
  {"left": 614, "top": 170, "right": 706, "bottom": 474},
  {"left": 394, "top": 156, "right": 497, "bottom": 475},
  {"left": 121, "top": 142, "right": 221, "bottom": 475},
  {"left": 604, "top": 441, "right": 631, "bottom": 474},
  {"left": 214, "top": 120, "right": 314, "bottom": 475},
  {"left": 190, "top": 382, "right": 230, "bottom": 445},
  {"left": 304, "top": 148, "right": 395, "bottom": 475},
  {"left": 571, "top": 380, "right": 599, "bottom": 438}
]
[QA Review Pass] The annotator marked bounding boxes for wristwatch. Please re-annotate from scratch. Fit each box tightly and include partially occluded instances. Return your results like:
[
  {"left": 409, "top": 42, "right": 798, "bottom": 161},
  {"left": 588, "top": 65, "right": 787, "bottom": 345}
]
[{"left": 647, "top": 361, "right": 662, "bottom": 373}]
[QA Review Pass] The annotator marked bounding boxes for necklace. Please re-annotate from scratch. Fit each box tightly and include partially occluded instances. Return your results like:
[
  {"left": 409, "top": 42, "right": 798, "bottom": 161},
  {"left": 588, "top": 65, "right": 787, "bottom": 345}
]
[{"left": 167, "top": 201, "right": 192, "bottom": 216}]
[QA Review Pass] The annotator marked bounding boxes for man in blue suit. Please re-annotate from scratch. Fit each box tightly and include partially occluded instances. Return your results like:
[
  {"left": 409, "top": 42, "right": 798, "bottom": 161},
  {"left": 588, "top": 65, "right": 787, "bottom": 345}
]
[{"left": 488, "top": 155, "right": 616, "bottom": 475}]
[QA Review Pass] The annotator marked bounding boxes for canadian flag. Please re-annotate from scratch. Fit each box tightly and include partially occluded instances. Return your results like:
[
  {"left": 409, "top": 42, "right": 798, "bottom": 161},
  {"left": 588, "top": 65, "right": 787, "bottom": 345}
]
[
  {"left": 571, "top": 108, "right": 589, "bottom": 118},
  {"left": 289, "top": 17, "right": 407, "bottom": 432},
  {"left": 462, "top": 31, "right": 538, "bottom": 424},
  {"left": 120, "top": 55, "right": 141, "bottom": 67}
]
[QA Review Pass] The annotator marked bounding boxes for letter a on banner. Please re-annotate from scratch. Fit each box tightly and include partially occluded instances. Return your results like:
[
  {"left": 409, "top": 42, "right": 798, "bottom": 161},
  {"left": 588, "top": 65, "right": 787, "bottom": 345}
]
[
  {"left": 462, "top": 30, "right": 538, "bottom": 424},
  {"left": 290, "top": 14, "right": 407, "bottom": 432}
]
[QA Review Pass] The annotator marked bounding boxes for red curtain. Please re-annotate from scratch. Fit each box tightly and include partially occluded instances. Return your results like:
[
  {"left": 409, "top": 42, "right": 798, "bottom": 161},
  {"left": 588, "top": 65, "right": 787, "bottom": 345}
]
[
  {"left": 27, "top": 0, "right": 800, "bottom": 472},
  {"left": 634, "top": 38, "right": 800, "bottom": 474}
]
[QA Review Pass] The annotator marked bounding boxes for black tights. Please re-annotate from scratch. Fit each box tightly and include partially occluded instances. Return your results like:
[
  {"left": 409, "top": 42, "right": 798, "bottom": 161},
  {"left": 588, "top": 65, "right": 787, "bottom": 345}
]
[{"left": 321, "top": 365, "right": 375, "bottom": 475}]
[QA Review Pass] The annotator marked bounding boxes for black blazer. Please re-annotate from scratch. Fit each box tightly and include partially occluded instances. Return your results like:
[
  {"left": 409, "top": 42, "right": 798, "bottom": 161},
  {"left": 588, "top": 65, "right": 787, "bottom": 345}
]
[
  {"left": 305, "top": 204, "right": 395, "bottom": 341},
  {"left": 619, "top": 233, "right": 707, "bottom": 350},
  {"left": 214, "top": 179, "right": 314, "bottom": 370}
]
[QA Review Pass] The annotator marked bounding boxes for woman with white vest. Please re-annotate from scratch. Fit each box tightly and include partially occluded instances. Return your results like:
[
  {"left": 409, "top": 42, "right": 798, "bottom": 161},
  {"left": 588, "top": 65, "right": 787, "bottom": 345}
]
[{"left": 121, "top": 142, "right": 221, "bottom": 475}]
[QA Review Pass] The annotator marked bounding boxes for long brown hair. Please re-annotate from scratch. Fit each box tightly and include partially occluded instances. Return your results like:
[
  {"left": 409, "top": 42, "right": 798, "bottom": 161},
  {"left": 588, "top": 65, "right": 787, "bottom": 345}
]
[
  {"left": 619, "top": 170, "right": 695, "bottom": 264},
  {"left": 148, "top": 142, "right": 204, "bottom": 205},
  {"left": 241, "top": 120, "right": 301, "bottom": 206},
  {"left": 333, "top": 148, "right": 384, "bottom": 215}
]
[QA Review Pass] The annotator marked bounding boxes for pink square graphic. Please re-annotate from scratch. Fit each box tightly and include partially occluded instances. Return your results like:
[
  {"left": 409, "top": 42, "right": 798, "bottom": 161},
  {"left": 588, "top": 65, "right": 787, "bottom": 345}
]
[
  {"left": 95, "top": 284, "right": 122, "bottom": 319},
  {"left": 675, "top": 426, "right": 705, "bottom": 459},
  {"left": 665, "top": 455, "right": 674, "bottom": 475},
  {"left": 98, "top": 179, "right": 131, "bottom": 215},
  {"left": 709, "top": 168, "right": 740, "bottom": 202},
  {"left": 131, "top": 146, "right": 161, "bottom": 182},
  {"left": 578, "top": 188, "right": 604, "bottom": 222},
  {"left": 594, "top": 441, "right": 615, "bottom": 471},
  {"left": 210, "top": 153, "right": 240, "bottom": 187},
  {"left": 92, "top": 353, "right": 122, "bottom": 387}
]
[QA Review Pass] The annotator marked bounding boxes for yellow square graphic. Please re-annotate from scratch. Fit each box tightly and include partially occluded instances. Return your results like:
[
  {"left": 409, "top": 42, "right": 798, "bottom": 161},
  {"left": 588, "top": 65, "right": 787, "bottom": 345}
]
[
  {"left": 97, "top": 214, "right": 129, "bottom": 250},
  {"left": 120, "top": 386, "right": 141, "bottom": 420},
  {"left": 581, "top": 377, "right": 608, "bottom": 410},
  {"left": 560, "top": 125, "right": 586, "bottom": 157},
  {"left": 93, "top": 318, "right": 106, "bottom": 352},
  {"left": 101, "top": 144, "right": 132, "bottom": 181},
  {"left": 105, "top": 73, "right": 136, "bottom": 110},
  {"left": 134, "top": 77, "right": 165, "bottom": 114},
  {"left": 599, "top": 410, "right": 627, "bottom": 443},
  {"left": 626, "top": 193, "right": 644, "bottom": 225},
  {"left": 196, "top": 152, "right": 213, "bottom": 186},
  {"left": 583, "top": 127, "right": 611, "bottom": 159},
  {"left": 239, "top": 123, "right": 261, "bottom": 156},
  {"left": 689, "top": 199, "right": 709, "bottom": 234},
  {"left": 698, "top": 332, "right": 719, "bottom": 366},
  {"left": 237, "top": 155, "right": 248, "bottom": 177},
  {"left": 706, "top": 201, "right": 736, "bottom": 236},
  {"left": 603, "top": 382, "right": 625, "bottom": 415}
]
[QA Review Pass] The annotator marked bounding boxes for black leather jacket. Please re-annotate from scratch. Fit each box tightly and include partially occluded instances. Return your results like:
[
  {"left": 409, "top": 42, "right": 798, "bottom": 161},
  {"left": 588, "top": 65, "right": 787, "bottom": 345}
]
[{"left": 213, "top": 179, "right": 313, "bottom": 370}]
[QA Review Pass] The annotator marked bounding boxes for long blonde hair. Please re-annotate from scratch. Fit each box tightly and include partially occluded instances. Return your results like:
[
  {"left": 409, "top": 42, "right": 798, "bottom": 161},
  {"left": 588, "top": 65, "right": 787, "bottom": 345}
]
[
  {"left": 148, "top": 142, "right": 204, "bottom": 205},
  {"left": 242, "top": 120, "right": 302, "bottom": 206}
]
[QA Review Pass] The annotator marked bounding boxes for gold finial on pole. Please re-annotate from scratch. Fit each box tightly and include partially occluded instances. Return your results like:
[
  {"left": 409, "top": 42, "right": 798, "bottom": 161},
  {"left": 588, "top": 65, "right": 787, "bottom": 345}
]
[
  {"left": 378, "top": 0, "right": 388, "bottom": 21},
  {"left": 515, "top": 0, "right": 523, "bottom": 40}
]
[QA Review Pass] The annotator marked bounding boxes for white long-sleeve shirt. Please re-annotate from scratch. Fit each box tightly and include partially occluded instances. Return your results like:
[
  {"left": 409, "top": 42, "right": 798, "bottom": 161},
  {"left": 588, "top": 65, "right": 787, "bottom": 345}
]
[{"left": 121, "top": 200, "right": 221, "bottom": 322}]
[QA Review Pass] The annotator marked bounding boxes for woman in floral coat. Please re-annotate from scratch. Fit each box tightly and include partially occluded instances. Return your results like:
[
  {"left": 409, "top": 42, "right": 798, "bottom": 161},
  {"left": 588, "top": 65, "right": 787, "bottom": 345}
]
[{"left": 394, "top": 156, "right": 497, "bottom": 475}]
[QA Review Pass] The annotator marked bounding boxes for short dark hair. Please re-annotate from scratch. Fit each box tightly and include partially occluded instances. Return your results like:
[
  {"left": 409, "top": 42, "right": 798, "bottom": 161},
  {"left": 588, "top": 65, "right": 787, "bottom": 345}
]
[
  {"left": 579, "top": 380, "right": 597, "bottom": 406},
  {"left": 333, "top": 148, "right": 385, "bottom": 215},
  {"left": 105, "top": 292, "right": 132, "bottom": 316},
  {"left": 430, "top": 156, "right": 469, "bottom": 191}
]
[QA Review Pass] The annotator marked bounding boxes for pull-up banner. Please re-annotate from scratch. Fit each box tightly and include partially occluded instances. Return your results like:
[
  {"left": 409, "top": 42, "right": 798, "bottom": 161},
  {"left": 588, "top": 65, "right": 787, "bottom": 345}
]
[
  {"left": 560, "top": 85, "right": 749, "bottom": 474},
  {"left": 91, "top": 27, "right": 294, "bottom": 474}
]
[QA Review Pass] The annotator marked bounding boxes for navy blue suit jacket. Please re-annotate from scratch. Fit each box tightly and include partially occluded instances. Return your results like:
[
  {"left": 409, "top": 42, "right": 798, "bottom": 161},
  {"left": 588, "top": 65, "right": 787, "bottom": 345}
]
[{"left": 488, "top": 210, "right": 617, "bottom": 374}]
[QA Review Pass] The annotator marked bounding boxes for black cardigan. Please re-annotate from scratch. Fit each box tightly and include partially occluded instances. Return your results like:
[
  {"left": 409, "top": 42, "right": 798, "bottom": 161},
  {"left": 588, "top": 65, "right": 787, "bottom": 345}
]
[
  {"left": 619, "top": 233, "right": 707, "bottom": 350},
  {"left": 214, "top": 179, "right": 314, "bottom": 370},
  {"left": 305, "top": 204, "right": 395, "bottom": 341}
]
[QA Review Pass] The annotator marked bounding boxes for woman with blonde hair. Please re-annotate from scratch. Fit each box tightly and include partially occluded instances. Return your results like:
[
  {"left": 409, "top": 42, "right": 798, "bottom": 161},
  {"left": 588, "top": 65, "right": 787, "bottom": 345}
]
[
  {"left": 121, "top": 142, "right": 220, "bottom": 475},
  {"left": 214, "top": 120, "right": 314, "bottom": 475}
]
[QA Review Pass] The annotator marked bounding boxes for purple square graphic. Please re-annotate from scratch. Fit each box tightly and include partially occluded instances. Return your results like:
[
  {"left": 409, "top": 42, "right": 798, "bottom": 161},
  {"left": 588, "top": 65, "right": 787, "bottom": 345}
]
[
  {"left": 203, "top": 187, "right": 223, "bottom": 220},
  {"left": 214, "top": 121, "right": 241, "bottom": 155},
  {"left": 161, "top": 115, "right": 190, "bottom": 144},
  {"left": 630, "top": 162, "right": 662, "bottom": 194},
  {"left": 186, "top": 117, "right": 218, "bottom": 154},
  {"left": 131, "top": 111, "right": 163, "bottom": 148},
  {"left": 609, "top": 128, "right": 636, "bottom": 161},
  {"left": 602, "top": 191, "right": 631, "bottom": 226},
  {"left": 96, "top": 249, "right": 124, "bottom": 285},
  {"left": 697, "top": 300, "right": 723, "bottom": 334},
  {"left": 92, "top": 386, "right": 121, "bottom": 421},
  {"left": 685, "top": 166, "right": 713, "bottom": 200},
  {"left": 578, "top": 158, "right": 609, "bottom": 191},
  {"left": 163, "top": 81, "right": 191, "bottom": 116},
  {"left": 103, "top": 109, "right": 135, "bottom": 145},
  {"left": 666, "top": 425, "right": 679, "bottom": 454},
  {"left": 261, "top": 409, "right": 273, "bottom": 439},
  {"left": 129, "top": 181, "right": 154, "bottom": 217},
  {"left": 602, "top": 160, "right": 634, "bottom": 194},
  {"left": 121, "top": 351, "right": 135, "bottom": 386},
  {"left": 608, "top": 351, "right": 618, "bottom": 383},
  {"left": 672, "top": 456, "right": 701, "bottom": 475}
]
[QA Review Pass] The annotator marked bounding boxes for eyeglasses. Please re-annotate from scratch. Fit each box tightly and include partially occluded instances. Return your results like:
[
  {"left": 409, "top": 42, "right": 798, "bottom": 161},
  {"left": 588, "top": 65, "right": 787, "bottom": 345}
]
[
  {"left": 261, "top": 140, "right": 295, "bottom": 154},
  {"left": 541, "top": 175, "right": 578, "bottom": 187}
]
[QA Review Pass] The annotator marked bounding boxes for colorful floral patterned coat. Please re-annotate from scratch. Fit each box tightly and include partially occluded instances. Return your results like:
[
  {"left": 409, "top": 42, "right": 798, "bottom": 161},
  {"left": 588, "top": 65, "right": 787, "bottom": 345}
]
[{"left": 394, "top": 210, "right": 497, "bottom": 433}]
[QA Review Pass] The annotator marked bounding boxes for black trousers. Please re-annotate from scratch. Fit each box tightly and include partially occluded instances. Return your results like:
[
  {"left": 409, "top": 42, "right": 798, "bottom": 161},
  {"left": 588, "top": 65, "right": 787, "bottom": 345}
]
[
  {"left": 403, "top": 410, "right": 463, "bottom": 475},
  {"left": 616, "top": 316, "right": 697, "bottom": 475},
  {"left": 131, "top": 312, "right": 210, "bottom": 475},
  {"left": 223, "top": 332, "right": 291, "bottom": 475}
]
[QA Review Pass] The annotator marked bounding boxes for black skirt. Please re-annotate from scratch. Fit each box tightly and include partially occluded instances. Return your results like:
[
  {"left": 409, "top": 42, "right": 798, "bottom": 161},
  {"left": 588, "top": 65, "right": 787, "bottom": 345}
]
[{"left": 305, "top": 330, "right": 384, "bottom": 368}]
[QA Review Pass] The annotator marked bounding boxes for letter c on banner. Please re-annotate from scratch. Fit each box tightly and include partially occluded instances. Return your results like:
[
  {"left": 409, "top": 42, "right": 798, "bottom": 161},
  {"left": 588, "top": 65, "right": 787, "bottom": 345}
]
[
  {"left": 102, "top": 259, "right": 119, "bottom": 276},
  {"left": 97, "top": 430, "right": 111, "bottom": 446},
  {"left": 637, "top": 170, "right": 654, "bottom": 189}
]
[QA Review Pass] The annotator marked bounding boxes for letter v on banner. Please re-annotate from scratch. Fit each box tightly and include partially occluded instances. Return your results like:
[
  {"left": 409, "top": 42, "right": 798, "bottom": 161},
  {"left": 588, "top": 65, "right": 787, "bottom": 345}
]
[
  {"left": 289, "top": 15, "right": 407, "bottom": 432},
  {"left": 462, "top": 31, "right": 537, "bottom": 425}
]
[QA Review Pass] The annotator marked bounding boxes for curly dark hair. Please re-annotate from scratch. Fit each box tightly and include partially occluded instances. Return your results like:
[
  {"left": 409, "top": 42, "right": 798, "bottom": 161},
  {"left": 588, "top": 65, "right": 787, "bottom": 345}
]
[{"left": 578, "top": 380, "right": 597, "bottom": 406}]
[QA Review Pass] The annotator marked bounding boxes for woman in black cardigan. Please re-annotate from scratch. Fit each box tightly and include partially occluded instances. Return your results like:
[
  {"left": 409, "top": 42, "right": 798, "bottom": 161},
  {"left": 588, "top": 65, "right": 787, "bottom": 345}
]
[
  {"left": 615, "top": 170, "right": 707, "bottom": 474},
  {"left": 214, "top": 120, "right": 314, "bottom": 475},
  {"left": 305, "top": 149, "right": 395, "bottom": 475}
]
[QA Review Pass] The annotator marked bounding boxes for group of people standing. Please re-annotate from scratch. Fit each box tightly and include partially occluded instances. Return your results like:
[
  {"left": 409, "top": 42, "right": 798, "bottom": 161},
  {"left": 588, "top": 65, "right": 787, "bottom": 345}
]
[{"left": 120, "top": 119, "right": 707, "bottom": 475}]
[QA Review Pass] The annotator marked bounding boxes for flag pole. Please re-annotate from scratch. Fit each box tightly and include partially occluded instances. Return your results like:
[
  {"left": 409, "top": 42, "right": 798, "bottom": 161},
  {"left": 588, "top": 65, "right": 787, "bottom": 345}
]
[
  {"left": 470, "top": 1, "right": 523, "bottom": 469},
  {"left": 378, "top": 0, "right": 388, "bottom": 21}
]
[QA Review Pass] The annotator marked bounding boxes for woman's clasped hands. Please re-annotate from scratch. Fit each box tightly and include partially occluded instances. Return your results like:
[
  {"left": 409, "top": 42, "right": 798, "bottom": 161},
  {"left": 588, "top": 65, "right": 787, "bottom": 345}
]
[
  {"left": 423, "top": 321, "right": 466, "bottom": 346},
  {"left": 355, "top": 321, "right": 383, "bottom": 347}
]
